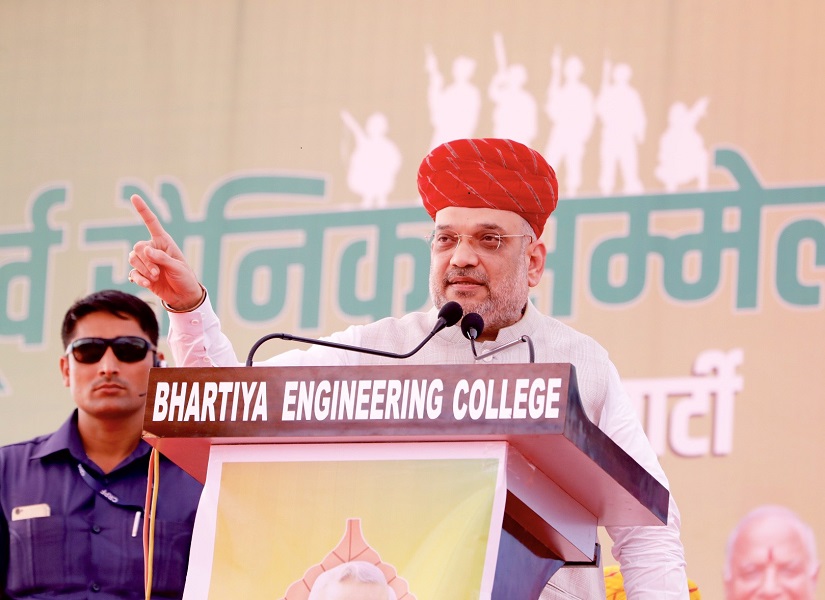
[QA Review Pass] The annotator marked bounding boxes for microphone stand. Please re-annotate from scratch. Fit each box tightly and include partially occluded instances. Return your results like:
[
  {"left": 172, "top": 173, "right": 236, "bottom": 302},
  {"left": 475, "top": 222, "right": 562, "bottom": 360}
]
[
  {"left": 245, "top": 301, "right": 464, "bottom": 366},
  {"left": 469, "top": 336, "right": 535, "bottom": 363},
  {"left": 246, "top": 330, "right": 439, "bottom": 366},
  {"left": 461, "top": 311, "right": 535, "bottom": 363}
]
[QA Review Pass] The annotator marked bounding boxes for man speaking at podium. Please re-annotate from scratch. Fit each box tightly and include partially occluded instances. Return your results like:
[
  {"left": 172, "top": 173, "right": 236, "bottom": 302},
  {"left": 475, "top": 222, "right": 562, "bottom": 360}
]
[{"left": 127, "top": 138, "right": 689, "bottom": 599}]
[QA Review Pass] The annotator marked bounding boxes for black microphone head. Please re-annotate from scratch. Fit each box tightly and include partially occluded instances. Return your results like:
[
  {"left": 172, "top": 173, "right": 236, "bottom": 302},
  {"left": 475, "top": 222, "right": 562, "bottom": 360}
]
[
  {"left": 437, "top": 301, "right": 464, "bottom": 328},
  {"left": 461, "top": 313, "right": 485, "bottom": 340}
]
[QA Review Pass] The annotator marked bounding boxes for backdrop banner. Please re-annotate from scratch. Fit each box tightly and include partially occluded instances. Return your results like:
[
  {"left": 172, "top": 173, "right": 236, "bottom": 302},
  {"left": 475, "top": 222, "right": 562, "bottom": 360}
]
[{"left": 2, "top": 2, "right": 824, "bottom": 598}]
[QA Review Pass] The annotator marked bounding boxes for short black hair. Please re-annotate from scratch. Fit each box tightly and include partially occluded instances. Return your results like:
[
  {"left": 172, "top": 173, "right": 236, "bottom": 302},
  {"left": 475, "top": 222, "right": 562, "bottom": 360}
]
[{"left": 61, "top": 290, "right": 160, "bottom": 348}]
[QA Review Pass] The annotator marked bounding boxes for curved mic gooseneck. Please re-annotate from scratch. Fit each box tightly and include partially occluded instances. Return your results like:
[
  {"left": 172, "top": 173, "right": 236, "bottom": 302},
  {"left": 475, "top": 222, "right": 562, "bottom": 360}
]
[
  {"left": 460, "top": 312, "right": 535, "bottom": 363},
  {"left": 245, "top": 301, "right": 464, "bottom": 366}
]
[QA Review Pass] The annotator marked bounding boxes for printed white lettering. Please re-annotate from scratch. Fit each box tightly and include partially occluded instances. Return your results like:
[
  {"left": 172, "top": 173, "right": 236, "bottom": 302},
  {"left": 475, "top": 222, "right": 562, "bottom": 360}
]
[
  {"left": 624, "top": 348, "right": 743, "bottom": 458},
  {"left": 153, "top": 382, "right": 170, "bottom": 421}
]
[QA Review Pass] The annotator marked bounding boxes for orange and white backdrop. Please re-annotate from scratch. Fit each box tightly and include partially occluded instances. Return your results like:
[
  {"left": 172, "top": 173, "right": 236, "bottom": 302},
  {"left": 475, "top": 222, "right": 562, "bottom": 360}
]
[{"left": 2, "top": 2, "right": 823, "bottom": 598}]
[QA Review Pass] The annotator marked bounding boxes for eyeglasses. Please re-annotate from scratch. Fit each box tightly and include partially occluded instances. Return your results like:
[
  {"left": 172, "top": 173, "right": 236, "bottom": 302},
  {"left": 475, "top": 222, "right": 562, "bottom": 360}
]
[
  {"left": 65, "top": 336, "right": 156, "bottom": 364},
  {"left": 427, "top": 231, "right": 533, "bottom": 254}
]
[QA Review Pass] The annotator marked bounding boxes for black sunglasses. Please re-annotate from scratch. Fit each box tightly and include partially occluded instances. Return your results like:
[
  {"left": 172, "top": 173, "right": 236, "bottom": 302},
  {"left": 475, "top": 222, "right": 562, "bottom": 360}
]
[{"left": 65, "top": 336, "right": 156, "bottom": 364}]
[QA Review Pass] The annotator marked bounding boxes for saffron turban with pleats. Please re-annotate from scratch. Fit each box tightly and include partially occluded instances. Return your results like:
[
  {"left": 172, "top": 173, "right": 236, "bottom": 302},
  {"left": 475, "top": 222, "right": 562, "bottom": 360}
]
[{"left": 417, "top": 138, "right": 558, "bottom": 237}]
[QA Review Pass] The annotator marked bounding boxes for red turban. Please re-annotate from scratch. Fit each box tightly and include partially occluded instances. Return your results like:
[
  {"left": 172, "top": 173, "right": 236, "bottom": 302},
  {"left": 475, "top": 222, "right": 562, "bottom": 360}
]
[{"left": 417, "top": 138, "right": 558, "bottom": 237}]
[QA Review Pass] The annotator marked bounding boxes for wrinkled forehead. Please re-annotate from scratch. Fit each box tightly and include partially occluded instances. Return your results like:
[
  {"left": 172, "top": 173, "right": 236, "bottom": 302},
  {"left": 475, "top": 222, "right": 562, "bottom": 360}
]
[
  {"left": 433, "top": 206, "right": 529, "bottom": 232},
  {"left": 733, "top": 522, "right": 811, "bottom": 566}
]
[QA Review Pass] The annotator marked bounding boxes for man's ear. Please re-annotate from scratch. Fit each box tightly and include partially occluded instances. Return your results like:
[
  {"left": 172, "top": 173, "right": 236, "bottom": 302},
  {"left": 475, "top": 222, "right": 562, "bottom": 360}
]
[
  {"left": 153, "top": 351, "right": 167, "bottom": 368},
  {"left": 527, "top": 239, "right": 547, "bottom": 288},
  {"left": 59, "top": 355, "right": 71, "bottom": 387}
]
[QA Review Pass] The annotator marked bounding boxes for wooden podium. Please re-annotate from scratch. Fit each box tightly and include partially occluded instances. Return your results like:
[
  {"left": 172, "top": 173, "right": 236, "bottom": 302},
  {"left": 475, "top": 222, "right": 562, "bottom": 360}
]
[{"left": 143, "top": 362, "right": 667, "bottom": 599}]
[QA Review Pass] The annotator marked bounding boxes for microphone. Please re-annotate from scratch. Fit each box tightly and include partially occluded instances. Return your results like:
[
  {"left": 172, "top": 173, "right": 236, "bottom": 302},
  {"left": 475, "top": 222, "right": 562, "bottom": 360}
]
[
  {"left": 460, "top": 312, "right": 535, "bottom": 363},
  {"left": 245, "top": 301, "right": 463, "bottom": 366},
  {"left": 461, "top": 312, "right": 484, "bottom": 341},
  {"left": 430, "top": 300, "right": 464, "bottom": 333}
]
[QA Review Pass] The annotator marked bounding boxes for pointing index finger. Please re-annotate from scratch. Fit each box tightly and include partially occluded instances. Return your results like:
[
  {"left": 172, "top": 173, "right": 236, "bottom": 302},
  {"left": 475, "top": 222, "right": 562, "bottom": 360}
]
[{"left": 130, "top": 194, "right": 168, "bottom": 240}]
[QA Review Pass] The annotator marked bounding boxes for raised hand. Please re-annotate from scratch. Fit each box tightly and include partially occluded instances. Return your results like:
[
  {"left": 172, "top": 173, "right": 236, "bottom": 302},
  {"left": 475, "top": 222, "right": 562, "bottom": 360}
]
[{"left": 128, "top": 194, "right": 205, "bottom": 311}]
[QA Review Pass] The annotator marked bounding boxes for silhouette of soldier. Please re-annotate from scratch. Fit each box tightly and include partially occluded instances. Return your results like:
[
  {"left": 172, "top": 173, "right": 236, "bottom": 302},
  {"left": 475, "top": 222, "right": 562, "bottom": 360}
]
[
  {"left": 544, "top": 47, "right": 596, "bottom": 197},
  {"left": 596, "top": 59, "right": 646, "bottom": 195},
  {"left": 488, "top": 33, "right": 537, "bottom": 147},
  {"left": 340, "top": 110, "right": 402, "bottom": 209},
  {"left": 425, "top": 46, "right": 481, "bottom": 150},
  {"left": 655, "top": 98, "right": 710, "bottom": 193}
]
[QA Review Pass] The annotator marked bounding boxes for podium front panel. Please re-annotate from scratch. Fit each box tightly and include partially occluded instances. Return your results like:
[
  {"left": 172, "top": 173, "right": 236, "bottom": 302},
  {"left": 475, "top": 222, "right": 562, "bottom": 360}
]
[{"left": 182, "top": 442, "right": 509, "bottom": 600}]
